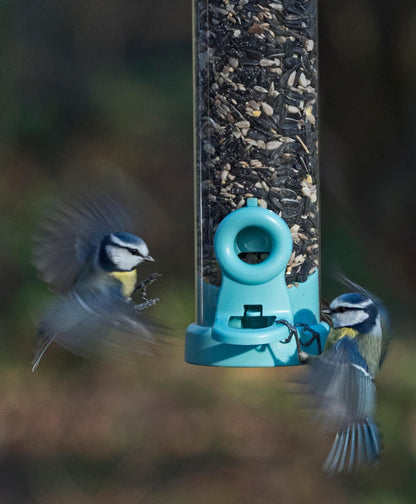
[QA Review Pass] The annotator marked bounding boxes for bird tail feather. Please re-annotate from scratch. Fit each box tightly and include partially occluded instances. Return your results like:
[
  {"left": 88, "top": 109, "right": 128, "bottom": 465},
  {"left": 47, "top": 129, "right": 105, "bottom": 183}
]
[
  {"left": 32, "top": 325, "right": 57, "bottom": 372},
  {"left": 323, "top": 417, "right": 382, "bottom": 475}
]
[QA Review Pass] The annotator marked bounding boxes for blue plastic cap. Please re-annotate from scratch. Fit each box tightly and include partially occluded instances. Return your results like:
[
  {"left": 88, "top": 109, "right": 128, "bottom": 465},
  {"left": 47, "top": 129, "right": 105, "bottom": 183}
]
[{"left": 214, "top": 198, "right": 292, "bottom": 285}]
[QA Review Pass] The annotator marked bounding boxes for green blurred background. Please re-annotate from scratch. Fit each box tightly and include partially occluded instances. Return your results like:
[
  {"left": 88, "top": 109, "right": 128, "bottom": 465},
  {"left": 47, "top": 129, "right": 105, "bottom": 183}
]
[{"left": 0, "top": 0, "right": 415, "bottom": 502}]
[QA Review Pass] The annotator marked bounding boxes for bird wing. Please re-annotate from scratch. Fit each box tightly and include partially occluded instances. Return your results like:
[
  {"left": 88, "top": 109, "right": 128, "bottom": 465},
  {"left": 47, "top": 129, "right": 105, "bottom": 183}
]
[
  {"left": 32, "top": 185, "right": 140, "bottom": 293},
  {"left": 32, "top": 282, "right": 159, "bottom": 370},
  {"left": 305, "top": 336, "right": 376, "bottom": 430},
  {"left": 322, "top": 417, "right": 382, "bottom": 475}
]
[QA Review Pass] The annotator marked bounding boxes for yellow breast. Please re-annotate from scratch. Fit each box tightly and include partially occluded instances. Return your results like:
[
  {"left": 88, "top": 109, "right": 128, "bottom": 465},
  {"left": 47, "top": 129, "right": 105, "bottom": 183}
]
[
  {"left": 110, "top": 269, "right": 138, "bottom": 298},
  {"left": 325, "top": 326, "right": 358, "bottom": 351}
]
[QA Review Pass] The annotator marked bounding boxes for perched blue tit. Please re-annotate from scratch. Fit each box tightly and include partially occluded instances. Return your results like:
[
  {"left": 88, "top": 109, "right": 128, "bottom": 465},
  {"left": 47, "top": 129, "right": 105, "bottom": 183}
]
[
  {"left": 32, "top": 188, "right": 160, "bottom": 370},
  {"left": 302, "top": 290, "right": 390, "bottom": 475}
]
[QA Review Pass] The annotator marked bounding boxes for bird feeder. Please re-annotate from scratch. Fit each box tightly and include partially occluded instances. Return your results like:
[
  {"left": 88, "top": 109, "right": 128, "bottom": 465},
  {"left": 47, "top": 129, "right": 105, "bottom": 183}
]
[{"left": 186, "top": 0, "right": 329, "bottom": 366}]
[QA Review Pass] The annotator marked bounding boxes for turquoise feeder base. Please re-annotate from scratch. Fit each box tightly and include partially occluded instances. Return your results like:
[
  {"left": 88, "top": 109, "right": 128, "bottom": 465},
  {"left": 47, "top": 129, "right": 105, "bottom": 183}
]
[{"left": 185, "top": 199, "right": 329, "bottom": 367}]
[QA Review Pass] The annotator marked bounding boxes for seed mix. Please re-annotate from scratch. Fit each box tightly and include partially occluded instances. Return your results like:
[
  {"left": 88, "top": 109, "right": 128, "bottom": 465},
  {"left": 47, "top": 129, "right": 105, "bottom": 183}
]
[{"left": 195, "top": 0, "right": 319, "bottom": 287}]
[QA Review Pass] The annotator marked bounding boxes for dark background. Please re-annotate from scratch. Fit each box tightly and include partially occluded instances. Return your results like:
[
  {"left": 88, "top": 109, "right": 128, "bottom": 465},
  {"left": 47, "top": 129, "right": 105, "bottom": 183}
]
[{"left": 0, "top": 0, "right": 415, "bottom": 502}]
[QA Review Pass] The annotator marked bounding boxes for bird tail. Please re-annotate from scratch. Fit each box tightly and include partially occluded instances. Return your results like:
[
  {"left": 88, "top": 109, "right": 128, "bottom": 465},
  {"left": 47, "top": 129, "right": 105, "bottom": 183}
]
[{"left": 323, "top": 417, "right": 382, "bottom": 475}]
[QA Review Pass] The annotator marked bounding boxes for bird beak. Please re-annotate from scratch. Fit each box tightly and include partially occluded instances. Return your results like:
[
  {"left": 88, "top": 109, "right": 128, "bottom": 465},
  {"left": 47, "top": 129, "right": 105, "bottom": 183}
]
[
  {"left": 322, "top": 308, "right": 331, "bottom": 315},
  {"left": 145, "top": 255, "right": 155, "bottom": 262}
]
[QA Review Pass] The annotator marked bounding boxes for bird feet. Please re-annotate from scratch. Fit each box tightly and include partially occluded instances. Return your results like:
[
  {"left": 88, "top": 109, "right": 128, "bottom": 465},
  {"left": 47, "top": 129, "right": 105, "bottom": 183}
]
[
  {"left": 134, "top": 272, "right": 161, "bottom": 311},
  {"left": 276, "top": 319, "right": 322, "bottom": 364},
  {"left": 134, "top": 298, "right": 159, "bottom": 312},
  {"left": 296, "top": 323, "right": 323, "bottom": 354}
]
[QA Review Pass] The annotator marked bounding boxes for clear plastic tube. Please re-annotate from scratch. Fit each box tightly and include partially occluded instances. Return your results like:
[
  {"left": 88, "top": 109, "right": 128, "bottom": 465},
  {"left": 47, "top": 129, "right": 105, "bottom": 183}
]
[{"left": 194, "top": 0, "right": 319, "bottom": 326}]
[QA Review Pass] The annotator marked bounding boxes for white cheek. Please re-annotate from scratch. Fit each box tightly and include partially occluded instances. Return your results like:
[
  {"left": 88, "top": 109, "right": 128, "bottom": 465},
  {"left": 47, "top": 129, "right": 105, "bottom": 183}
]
[
  {"left": 332, "top": 310, "right": 369, "bottom": 328},
  {"left": 137, "top": 243, "right": 149, "bottom": 257},
  {"left": 106, "top": 246, "right": 139, "bottom": 271}
]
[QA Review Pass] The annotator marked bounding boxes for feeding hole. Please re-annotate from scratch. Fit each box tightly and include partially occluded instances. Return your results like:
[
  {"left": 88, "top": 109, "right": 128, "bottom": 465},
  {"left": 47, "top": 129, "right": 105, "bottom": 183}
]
[
  {"left": 235, "top": 226, "right": 271, "bottom": 264},
  {"left": 229, "top": 304, "right": 276, "bottom": 329}
]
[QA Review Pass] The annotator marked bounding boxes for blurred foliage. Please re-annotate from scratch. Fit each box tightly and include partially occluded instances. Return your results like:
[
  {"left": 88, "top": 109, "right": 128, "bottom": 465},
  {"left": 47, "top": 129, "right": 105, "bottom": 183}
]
[{"left": 0, "top": 0, "right": 415, "bottom": 503}]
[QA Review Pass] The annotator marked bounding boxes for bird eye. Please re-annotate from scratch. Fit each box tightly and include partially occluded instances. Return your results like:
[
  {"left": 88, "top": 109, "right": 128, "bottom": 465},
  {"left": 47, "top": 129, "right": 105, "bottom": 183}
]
[
  {"left": 129, "top": 249, "right": 140, "bottom": 256},
  {"left": 334, "top": 306, "right": 347, "bottom": 314}
]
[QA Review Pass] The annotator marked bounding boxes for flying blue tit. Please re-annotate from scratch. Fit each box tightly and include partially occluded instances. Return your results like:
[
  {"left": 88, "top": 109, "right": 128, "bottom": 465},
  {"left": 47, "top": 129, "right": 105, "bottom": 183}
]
[
  {"left": 300, "top": 288, "right": 390, "bottom": 475},
  {"left": 32, "top": 188, "right": 160, "bottom": 370}
]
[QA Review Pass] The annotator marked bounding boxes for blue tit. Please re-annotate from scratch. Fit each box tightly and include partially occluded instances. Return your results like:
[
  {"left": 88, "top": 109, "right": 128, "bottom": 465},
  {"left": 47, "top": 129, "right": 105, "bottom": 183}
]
[
  {"left": 302, "top": 290, "right": 390, "bottom": 475},
  {"left": 32, "top": 189, "right": 160, "bottom": 371}
]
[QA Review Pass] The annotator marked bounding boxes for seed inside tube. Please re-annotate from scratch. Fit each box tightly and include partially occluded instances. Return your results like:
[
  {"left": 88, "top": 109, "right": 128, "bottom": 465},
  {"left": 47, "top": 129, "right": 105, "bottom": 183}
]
[{"left": 195, "top": 0, "right": 319, "bottom": 287}]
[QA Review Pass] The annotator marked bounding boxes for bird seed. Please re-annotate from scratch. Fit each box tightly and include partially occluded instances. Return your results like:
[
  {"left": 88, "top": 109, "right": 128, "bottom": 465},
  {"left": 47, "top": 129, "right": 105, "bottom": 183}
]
[{"left": 195, "top": 0, "right": 319, "bottom": 289}]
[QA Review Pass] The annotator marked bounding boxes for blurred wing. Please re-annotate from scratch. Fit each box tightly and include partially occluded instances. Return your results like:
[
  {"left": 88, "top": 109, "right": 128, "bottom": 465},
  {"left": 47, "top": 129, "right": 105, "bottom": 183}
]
[
  {"left": 33, "top": 284, "right": 158, "bottom": 370},
  {"left": 305, "top": 336, "right": 376, "bottom": 430},
  {"left": 322, "top": 417, "right": 382, "bottom": 475},
  {"left": 33, "top": 185, "right": 140, "bottom": 293}
]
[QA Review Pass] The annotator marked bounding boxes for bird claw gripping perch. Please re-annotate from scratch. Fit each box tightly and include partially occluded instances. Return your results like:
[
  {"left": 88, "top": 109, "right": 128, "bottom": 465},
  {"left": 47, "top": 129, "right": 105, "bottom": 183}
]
[
  {"left": 297, "top": 323, "right": 323, "bottom": 354},
  {"left": 277, "top": 319, "right": 323, "bottom": 364},
  {"left": 185, "top": 199, "right": 329, "bottom": 366}
]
